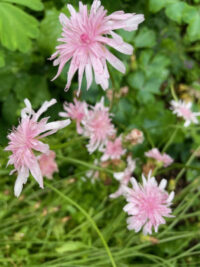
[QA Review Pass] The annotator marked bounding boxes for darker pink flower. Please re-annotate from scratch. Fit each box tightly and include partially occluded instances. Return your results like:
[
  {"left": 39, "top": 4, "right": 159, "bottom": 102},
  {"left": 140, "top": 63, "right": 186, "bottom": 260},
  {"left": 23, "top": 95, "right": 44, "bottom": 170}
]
[
  {"left": 38, "top": 151, "right": 58, "bottom": 179},
  {"left": 145, "top": 148, "right": 173, "bottom": 167},
  {"left": 82, "top": 98, "right": 115, "bottom": 153},
  {"left": 5, "top": 99, "right": 70, "bottom": 197},
  {"left": 123, "top": 172, "right": 174, "bottom": 235},
  {"left": 59, "top": 98, "right": 87, "bottom": 134},
  {"left": 101, "top": 136, "right": 126, "bottom": 161},
  {"left": 50, "top": 0, "right": 144, "bottom": 94}
]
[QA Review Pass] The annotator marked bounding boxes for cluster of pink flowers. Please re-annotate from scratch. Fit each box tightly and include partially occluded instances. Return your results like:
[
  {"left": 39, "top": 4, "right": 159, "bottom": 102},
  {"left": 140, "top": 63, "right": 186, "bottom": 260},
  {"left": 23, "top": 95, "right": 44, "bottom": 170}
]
[
  {"left": 5, "top": 99, "right": 70, "bottom": 197},
  {"left": 145, "top": 148, "right": 173, "bottom": 168},
  {"left": 4, "top": 0, "right": 179, "bottom": 236},
  {"left": 50, "top": 0, "right": 144, "bottom": 94},
  {"left": 60, "top": 97, "right": 119, "bottom": 154}
]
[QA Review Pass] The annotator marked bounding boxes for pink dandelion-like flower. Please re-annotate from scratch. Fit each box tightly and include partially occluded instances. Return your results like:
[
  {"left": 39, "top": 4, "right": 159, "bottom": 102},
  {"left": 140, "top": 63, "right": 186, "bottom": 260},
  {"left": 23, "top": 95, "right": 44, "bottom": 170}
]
[
  {"left": 101, "top": 136, "right": 126, "bottom": 161},
  {"left": 38, "top": 151, "right": 58, "bottom": 179},
  {"left": 5, "top": 99, "right": 70, "bottom": 197},
  {"left": 123, "top": 172, "right": 174, "bottom": 235},
  {"left": 110, "top": 156, "right": 136, "bottom": 199},
  {"left": 50, "top": 0, "right": 144, "bottom": 94},
  {"left": 82, "top": 98, "right": 115, "bottom": 153},
  {"left": 59, "top": 98, "right": 87, "bottom": 134},
  {"left": 145, "top": 148, "right": 173, "bottom": 168},
  {"left": 170, "top": 100, "right": 200, "bottom": 127}
]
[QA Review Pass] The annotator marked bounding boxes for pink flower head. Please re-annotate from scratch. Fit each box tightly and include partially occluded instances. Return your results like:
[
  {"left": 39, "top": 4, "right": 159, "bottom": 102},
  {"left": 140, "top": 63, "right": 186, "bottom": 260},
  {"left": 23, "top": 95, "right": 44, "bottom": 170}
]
[
  {"left": 101, "top": 136, "right": 126, "bottom": 161},
  {"left": 170, "top": 100, "right": 200, "bottom": 127},
  {"left": 5, "top": 99, "right": 70, "bottom": 197},
  {"left": 50, "top": 0, "right": 144, "bottom": 94},
  {"left": 123, "top": 172, "right": 175, "bottom": 235},
  {"left": 38, "top": 151, "right": 58, "bottom": 179},
  {"left": 110, "top": 156, "right": 136, "bottom": 199},
  {"left": 145, "top": 148, "right": 173, "bottom": 168},
  {"left": 59, "top": 98, "right": 87, "bottom": 134},
  {"left": 82, "top": 97, "right": 116, "bottom": 153}
]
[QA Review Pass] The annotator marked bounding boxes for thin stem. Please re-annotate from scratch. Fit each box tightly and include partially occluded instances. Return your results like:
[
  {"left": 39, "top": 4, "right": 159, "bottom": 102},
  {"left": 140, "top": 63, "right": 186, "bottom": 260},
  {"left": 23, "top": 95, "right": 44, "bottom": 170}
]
[
  {"left": 57, "top": 155, "right": 114, "bottom": 175},
  {"left": 175, "top": 145, "right": 200, "bottom": 183},
  {"left": 170, "top": 83, "right": 178, "bottom": 101},
  {"left": 46, "top": 181, "right": 117, "bottom": 267},
  {"left": 162, "top": 127, "right": 178, "bottom": 153}
]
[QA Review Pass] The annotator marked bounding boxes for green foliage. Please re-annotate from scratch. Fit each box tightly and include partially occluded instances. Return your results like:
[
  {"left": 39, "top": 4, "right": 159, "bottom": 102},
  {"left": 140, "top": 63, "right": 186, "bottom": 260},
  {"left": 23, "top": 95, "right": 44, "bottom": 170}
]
[
  {"left": 0, "top": 0, "right": 43, "bottom": 52},
  {"left": 0, "top": 0, "right": 199, "bottom": 266}
]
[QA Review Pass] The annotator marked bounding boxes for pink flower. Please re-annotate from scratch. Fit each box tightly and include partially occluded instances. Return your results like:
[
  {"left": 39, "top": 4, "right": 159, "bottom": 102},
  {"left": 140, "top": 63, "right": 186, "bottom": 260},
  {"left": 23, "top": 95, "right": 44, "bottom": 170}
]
[
  {"left": 101, "top": 136, "right": 126, "bottom": 161},
  {"left": 170, "top": 100, "right": 200, "bottom": 127},
  {"left": 110, "top": 156, "right": 136, "bottom": 198},
  {"left": 5, "top": 99, "right": 70, "bottom": 197},
  {"left": 38, "top": 151, "right": 58, "bottom": 179},
  {"left": 59, "top": 98, "right": 87, "bottom": 134},
  {"left": 123, "top": 172, "right": 174, "bottom": 235},
  {"left": 82, "top": 98, "right": 115, "bottom": 153},
  {"left": 50, "top": 0, "right": 144, "bottom": 94},
  {"left": 145, "top": 148, "right": 173, "bottom": 167}
]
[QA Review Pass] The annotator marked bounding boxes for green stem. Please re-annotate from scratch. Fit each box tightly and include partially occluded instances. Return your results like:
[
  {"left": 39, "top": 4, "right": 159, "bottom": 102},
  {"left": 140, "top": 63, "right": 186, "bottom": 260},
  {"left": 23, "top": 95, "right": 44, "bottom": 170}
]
[
  {"left": 162, "top": 127, "right": 178, "bottom": 153},
  {"left": 57, "top": 155, "right": 114, "bottom": 175},
  {"left": 175, "top": 145, "right": 200, "bottom": 183},
  {"left": 46, "top": 181, "right": 116, "bottom": 267},
  {"left": 170, "top": 83, "right": 178, "bottom": 101}
]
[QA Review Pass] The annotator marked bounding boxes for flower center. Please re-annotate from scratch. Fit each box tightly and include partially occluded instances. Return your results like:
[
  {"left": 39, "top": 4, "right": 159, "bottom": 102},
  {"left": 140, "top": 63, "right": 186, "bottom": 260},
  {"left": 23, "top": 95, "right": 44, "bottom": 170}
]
[
  {"left": 179, "top": 107, "right": 192, "bottom": 119},
  {"left": 80, "top": 33, "right": 91, "bottom": 44}
]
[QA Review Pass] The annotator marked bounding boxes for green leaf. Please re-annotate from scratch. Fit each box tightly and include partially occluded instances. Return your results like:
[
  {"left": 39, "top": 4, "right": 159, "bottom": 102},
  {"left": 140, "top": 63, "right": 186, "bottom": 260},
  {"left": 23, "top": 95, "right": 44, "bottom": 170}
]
[
  {"left": 38, "top": 9, "right": 62, "bottom": 55},
  {"left": 56, "top": 241, "right": 86, "bottom": 253},
  {"left": 2, "top": 0, "right": 44, "bottom": 11},
  {"left": 165, "top": 2, "right": 187, "bottom": 23},
  {"left": 0, "top": 50, "right": 5, "bottom": 67},
  {"left": 134, "top": 27, "right": 156, "bottom": 48},
  {"left": 127, "top": 71, "right": 145, "bottom": 90},
  {"left": 149, "top": 0, "right": 174, "bottom": 13},
  {"left": 0, "top": 2, "right": 40, "bottom": 52},
  {"left": 187, "top": 15, "right": 200, "bottom": 42}
]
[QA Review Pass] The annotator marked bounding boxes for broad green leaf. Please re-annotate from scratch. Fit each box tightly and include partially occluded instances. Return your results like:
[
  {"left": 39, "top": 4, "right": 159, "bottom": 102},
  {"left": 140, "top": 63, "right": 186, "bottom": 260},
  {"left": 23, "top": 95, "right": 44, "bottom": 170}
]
[
  {"left": 182, "top": 5, "right": 198, "bottom": 24},
  {"left": 186, "top": 15, "right": 200, "bottom": 42},
  {"left": 149, "top": 0, "right": 175, "bottom": 13},
  {"left": 0, "top": 3, "right": 40, "bottom": 52},
  {"left": 127, "top": 71, "right": 145, "bottom": 90},
  {"left": 38, "top": 9, "right": 62, "bottom": 55},
  {"left": 2, "top": 0, "right": 44, "bottom": 11},
  {"left": 134, "top": 27, "right": 156, "bottom": 48},
  {"left": 165, "top": 2, "right": 187, "bottom": 23}
]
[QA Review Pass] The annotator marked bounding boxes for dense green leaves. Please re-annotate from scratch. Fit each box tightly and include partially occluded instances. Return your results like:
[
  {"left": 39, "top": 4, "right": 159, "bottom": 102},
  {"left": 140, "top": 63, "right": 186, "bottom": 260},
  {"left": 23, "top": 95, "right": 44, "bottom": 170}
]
[{"left": 0, "top": 0, "right": 43, "bottom": 52}]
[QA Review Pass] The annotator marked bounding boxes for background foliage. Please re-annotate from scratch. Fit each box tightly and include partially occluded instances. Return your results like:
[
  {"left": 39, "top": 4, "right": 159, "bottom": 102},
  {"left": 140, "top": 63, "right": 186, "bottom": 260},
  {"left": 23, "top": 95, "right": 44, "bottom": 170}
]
[{"left": 0, "top": 0, "right": 200, "bottom": 266}]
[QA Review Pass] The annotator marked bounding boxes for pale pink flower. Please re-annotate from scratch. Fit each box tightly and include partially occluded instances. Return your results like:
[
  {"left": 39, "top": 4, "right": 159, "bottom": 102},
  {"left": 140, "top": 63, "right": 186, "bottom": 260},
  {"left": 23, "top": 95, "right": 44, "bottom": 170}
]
[
  {"left": 110, "top": 156, "right": 136, "bottom": 198},
  {"left": 170, "top": 100, "right": 200, "bottom": 127},
  {"left": 125, "top": 128, "right": 144, "bottom": 145},
  {"left": 82, "top": 98, "right": 115, "bottom": 153},
  {"left": 123, "top": 172, "right": 174, "bottom": 235},
  {"left": 145, "top": 148, "right": 173, "bottom": 167},
  {"left": 5, "top": 99, "right": 70, "bottom": 197},
  {"left": 59, "top": 98, "right": 87, "bottom": 134},
  {"left": 38, "top": 151, "right": 58, "bottom": 179},
  {"left": 101, "top": 136, "right": 126, "bottom": 161},
  {"left": 50, "top": 0, "right": 144, "bottom": 94}
]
